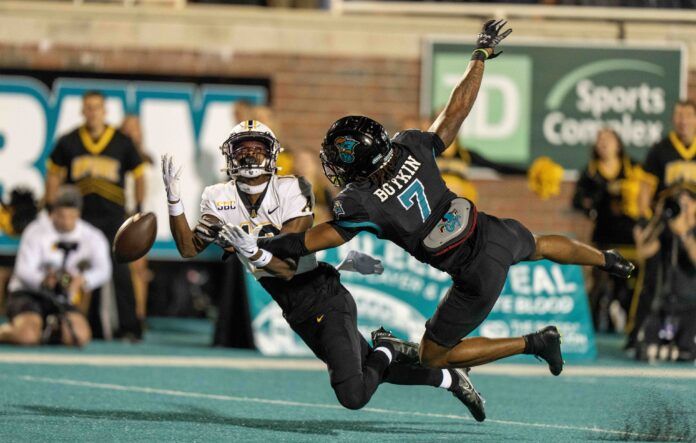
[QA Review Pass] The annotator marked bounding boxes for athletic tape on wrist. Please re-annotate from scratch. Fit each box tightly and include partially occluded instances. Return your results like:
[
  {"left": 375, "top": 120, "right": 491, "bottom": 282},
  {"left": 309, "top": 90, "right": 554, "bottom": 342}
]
[
  {"left": 251, "top": 249, "right": 273, "bottom": 268},
  {"left": 471, "top": 48, "right": 489, "bottom": 61},
  {"left": 168, "top": 200, "right": 184, "bottom": 216}
]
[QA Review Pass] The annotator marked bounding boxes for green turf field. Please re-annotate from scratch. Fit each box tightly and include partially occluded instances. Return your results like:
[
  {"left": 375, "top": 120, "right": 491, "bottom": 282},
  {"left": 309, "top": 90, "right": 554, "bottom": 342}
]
[{"left": 0, "top": 319, "right": 694, "bottom": 442}]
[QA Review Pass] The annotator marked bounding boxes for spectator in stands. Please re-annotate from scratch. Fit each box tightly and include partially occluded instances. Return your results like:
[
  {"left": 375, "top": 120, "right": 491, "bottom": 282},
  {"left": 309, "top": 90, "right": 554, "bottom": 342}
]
[
  {"left": 573, "top": 128, "right": 642, "bottom": 332},
  {"left": 45, "top": 90, "right": 145, "bottom": 341},
  {"left": 0, "top": 186, "right": 111, "bottom": 346},
  {"left": 632, "top": 183, "right": 696, "bottom": 362},
  {"left": 638, "top": 100, "right": 696, "bottom": 218},
  {"left": 630, "top": 100, "right": 696, "bottom": 349}
]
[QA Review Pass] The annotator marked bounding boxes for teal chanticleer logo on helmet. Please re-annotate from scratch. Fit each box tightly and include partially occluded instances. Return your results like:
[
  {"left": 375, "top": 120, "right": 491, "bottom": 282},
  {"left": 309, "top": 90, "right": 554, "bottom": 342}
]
[{"left": 335, "top": 136, "right": 359, "bottom": 164}]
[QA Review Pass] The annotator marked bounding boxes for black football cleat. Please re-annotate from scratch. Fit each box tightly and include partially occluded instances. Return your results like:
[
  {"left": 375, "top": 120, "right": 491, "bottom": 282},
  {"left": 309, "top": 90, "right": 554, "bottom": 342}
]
[
  {"left": 371, "top": 326, "right": 420, "bottom": 364},
  {"left": 449, "top": 368, "right": 486, "bottom": 422},
  {"left": 527, "top": 326, "right": 564, "bottom": 376},
  {"left": 598, "top": 249, "right": 635, "bottom": 278}
]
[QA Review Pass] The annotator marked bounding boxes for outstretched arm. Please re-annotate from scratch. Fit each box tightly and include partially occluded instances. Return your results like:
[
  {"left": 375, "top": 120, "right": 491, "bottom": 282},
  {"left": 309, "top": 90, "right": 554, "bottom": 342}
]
[
  {"left": 162, "top": 154, "right": 214, "bottom": 258},
  {"left": 429, "top": 20, "right": 512, "bottom": 148},
  {"left": 258, "top": 222, "right": 347, "bottom": 260},
  {"left": 246, "top": 215, "right": 314, "bottom": 281}
]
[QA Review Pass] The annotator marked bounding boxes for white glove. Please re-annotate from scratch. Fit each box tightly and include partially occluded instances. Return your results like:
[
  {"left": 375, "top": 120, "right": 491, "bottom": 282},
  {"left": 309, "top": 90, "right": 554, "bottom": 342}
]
[
  {"left": 337, "top": 250, "right": 384, "bottom": 275},
  {"left": 218, "top": 224, "right": 259, "bottom": 257},
  {"left": 218, "top": 224, "right": 272, "bottom": 268},
  {"left": 161, "top": 154, "right": 182, "bottom": 203}
]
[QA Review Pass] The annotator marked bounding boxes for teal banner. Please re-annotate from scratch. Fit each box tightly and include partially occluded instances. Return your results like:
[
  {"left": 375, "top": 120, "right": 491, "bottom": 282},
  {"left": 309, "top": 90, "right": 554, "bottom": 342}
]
[{"left": 247, "top": 233, "right": 596, "bottom": 360}]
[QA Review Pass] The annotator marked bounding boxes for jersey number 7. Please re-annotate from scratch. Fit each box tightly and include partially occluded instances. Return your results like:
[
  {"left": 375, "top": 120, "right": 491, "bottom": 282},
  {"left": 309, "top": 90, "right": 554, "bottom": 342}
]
[{"left": 398, "top": 179, "right": 431, "bottom": 222}]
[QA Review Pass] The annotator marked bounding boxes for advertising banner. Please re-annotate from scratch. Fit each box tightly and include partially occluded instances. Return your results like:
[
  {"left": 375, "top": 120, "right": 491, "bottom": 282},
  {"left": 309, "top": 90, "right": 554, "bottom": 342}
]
[
  {"left": 0, "top": 72, "right": 267, "bottom": 257},
  {"left": 425, "top": 41, "right": 684, "bottom": 168},
  {"left": 247, "top": 233, "right": 596, "bottom": 361}
]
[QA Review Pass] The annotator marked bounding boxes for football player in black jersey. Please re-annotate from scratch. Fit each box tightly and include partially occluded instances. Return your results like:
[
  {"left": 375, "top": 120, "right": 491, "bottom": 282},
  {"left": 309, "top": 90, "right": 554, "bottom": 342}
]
[
  {"left": 232, "top": 20, "right": 634, "bottom": 376},
  {"left": 164, "top": 121, "right": 487, "bottom": 420}
]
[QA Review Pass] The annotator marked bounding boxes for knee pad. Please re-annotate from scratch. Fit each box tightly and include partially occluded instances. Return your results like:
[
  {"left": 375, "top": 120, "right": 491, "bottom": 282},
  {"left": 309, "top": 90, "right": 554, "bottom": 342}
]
[{"left": 333, "top": 377, "right": 368, "bottom": 410}]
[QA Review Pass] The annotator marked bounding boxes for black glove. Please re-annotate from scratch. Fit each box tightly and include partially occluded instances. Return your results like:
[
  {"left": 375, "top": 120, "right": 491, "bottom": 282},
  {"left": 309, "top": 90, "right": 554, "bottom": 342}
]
[{"left": 475, "top": 19, "right": 512, "bottom": 60}]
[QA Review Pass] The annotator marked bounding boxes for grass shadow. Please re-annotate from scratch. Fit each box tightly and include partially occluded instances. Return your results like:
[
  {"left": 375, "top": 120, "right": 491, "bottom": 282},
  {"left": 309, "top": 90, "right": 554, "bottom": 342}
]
[{"left": 8, "top": 404, "right": 494, "bottom": 437}]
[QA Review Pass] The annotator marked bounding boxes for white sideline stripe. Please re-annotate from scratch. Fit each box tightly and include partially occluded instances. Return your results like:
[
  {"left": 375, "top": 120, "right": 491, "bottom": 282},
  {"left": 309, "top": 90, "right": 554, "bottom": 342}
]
[
  {"left": 8, "top": 375, "right": 679, "bottom": 441},
  {"left": 0, "top": 353, "right": 694, "bottom": 379}
]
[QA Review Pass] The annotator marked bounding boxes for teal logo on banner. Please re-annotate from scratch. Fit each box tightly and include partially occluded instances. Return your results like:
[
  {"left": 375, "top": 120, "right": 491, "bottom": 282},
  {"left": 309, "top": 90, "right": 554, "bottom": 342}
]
[{"left": 246, "top": 233, "right": 596, "bottom": 360}]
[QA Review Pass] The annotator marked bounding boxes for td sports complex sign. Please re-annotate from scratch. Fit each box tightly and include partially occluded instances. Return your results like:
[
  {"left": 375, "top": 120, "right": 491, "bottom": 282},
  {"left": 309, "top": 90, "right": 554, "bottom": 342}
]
[{"left": 425, "top": 41, "right": 685, "bottom": 168}]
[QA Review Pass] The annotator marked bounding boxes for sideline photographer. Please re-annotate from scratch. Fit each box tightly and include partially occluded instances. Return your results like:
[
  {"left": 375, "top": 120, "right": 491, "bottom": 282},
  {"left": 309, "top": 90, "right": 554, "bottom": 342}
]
[
  {"left": 632, "top": 184, "right": 696, "bottom": 362},
  {"left": 0, "top": 187, "right": 111, "bottom": 346}
]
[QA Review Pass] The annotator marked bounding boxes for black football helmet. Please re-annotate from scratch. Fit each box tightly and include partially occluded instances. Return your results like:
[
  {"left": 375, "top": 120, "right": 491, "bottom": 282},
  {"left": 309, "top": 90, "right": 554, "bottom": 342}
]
[{"left": 320, "top": 116, "right": 394, "bottom": 186}]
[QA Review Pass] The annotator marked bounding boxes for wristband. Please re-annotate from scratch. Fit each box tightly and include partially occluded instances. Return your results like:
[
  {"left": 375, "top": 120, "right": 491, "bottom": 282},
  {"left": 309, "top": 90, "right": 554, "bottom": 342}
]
[
  {"left": 251, "top": 249, "right": 273, "bottom": 268},
  {"left": 471, "top": 48, "right": 489, "bottom": 61},
  {"left": 168, "top": 200, "right": 184, "bottom": 216}
]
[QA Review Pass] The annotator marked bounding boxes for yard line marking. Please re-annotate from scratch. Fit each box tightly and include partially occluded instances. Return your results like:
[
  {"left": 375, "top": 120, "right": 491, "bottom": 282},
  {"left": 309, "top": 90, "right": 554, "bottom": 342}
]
[
  {"left": 8, "top": 375, "right": 686, "bottom": 441},
  {"left": 0, "top": 353, "right": 695, "bottom": 379}
]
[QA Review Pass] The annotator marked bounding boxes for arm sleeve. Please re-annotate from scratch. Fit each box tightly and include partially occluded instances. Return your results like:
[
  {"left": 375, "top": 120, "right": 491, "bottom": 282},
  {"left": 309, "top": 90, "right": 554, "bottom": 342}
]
[
  {"left": 327, "top": 193, "right": 378, "bottom": 241},
  {"left": 281, "top": 177, "right": 315, "bottom": 223},
  {"left": 12, "top": 228, "right": 45, "bottom": 291},
  {"left": 82, "top": 229, "right": 113, "bottom": 291},
  {"left": 258, "top": 232, "right": 308, "bottom": 260},
  {"left": 467, "top": 149, "right": 527, "bottom": 175}
]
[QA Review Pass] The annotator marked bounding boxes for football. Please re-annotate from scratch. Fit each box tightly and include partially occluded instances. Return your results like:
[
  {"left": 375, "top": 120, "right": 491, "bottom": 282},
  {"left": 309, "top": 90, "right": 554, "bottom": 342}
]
[{"left": 112, "top": 212, "right": 157, "bottom": 263}]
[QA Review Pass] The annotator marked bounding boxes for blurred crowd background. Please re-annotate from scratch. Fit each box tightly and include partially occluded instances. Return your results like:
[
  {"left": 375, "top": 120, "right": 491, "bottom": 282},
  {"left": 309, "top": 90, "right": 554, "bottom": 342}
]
[{"left": 0, "top": 0, "right": 694, "bottom": 363}]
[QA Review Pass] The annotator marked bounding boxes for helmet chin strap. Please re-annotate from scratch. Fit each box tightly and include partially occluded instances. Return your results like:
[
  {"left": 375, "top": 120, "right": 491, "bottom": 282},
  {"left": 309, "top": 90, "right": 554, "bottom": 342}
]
[{"left": 236, "top": 178, "right": 270, "bottom": 195}]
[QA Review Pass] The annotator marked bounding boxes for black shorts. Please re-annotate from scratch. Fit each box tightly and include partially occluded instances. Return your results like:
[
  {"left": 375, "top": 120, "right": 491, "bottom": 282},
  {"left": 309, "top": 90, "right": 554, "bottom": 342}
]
[
  {"left": 290, "top": 289, "right": 369, "bottom": 385},
  {"left": 425, "top": 213, "right": 536, "bottom": 348},
  {"left": 6, "top": 290, "right": 78, "bottom": 322}
]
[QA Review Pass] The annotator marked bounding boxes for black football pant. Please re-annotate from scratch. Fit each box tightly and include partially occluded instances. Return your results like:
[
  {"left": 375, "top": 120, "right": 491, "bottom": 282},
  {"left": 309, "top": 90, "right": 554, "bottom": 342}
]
[
  {"left": 86, "top": 215, "right": 141, "bottom": 339},
  {"left": 291, "top": 292, "right": 443, "bottom": 410}
]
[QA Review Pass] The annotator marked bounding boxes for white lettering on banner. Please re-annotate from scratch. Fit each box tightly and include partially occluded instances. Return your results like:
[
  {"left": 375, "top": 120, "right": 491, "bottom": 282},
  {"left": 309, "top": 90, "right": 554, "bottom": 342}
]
[
  {"left": 199, "top": 101, "right": 237, "bottom": 184},
  {"left": 463, "top": 75, "right": 519, "bottom": 138},
  {"left": 141, "top": 99, "right": 204, "bottom": 238},
  {"left": 0, "top": 93, "right": 46, "bottom": 195},
  {"left": 533, "top": 265, "right": 557, "bottom": 295},
  {"left": 509, "top": 266, "right": 532, "bottom": 295},
  {"left": 543, "top": 112, "right": 663, "bottom": 148},
  {"left": 551, "top": 265, "right": 577, "bottom": 293},
  {"left": 544, "top": 79, "right": 666, "bottom": 148},
  {"left": 575, "top": 80, "right": 664, "bottom": 118},
  {"left": 0, "top": 76, "right": 266, "bottom": 254},
  {"left": 509, "top": 264, "right": 589, "bottom": 297}
]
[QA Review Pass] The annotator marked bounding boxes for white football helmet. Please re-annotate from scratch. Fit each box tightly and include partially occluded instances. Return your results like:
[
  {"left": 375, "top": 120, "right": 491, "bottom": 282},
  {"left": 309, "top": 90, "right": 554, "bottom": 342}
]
[{"left": 220, "top": 120, "right": 280, "bottom": 179}]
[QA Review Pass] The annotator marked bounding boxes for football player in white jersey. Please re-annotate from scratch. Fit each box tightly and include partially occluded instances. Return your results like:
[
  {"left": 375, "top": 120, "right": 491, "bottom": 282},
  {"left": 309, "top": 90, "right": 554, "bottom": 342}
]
[{"left": 161, "top": 120, "right": 486, "bottom": 419}]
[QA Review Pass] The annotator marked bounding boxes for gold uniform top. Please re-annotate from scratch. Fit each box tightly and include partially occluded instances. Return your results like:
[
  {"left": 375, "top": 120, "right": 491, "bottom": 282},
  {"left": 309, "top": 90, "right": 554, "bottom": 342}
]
[{"left": 48, "top": 125, "right": 145, "bottom": 221}]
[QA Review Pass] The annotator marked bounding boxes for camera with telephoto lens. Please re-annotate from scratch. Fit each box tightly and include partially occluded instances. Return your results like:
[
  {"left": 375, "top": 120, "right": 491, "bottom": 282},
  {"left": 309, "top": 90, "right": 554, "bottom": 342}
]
[
  {"left": 661, "top": 194, "right": 682, "bottom": 220},
  {"left": 659, "top": 183, "right": 696, "bottom": 221}
]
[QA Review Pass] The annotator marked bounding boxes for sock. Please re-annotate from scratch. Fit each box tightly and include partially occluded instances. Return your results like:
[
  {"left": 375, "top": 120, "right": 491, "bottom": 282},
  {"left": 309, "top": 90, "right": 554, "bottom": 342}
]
[
  {"left": 523, "top": 332, "right": 543, "bottom": 355},
  {"left": 374, "top": 346, "right": 393, "bottom": 364},
  {"left": 382, "top": 364, "right": 444, "bottom": 387},
  {"left": 439, "top": 369, "right": 453, "bottom": 390}
]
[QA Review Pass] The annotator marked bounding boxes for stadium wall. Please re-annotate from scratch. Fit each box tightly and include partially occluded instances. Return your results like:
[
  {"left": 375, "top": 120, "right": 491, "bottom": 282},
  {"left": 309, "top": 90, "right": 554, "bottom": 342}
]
[{"left": 0, "top": 1, "right": 694, "bottom": 237}]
